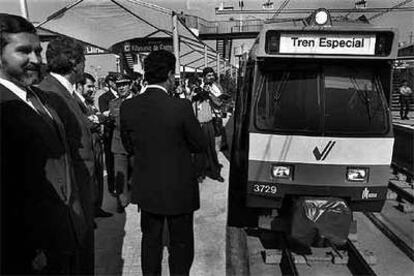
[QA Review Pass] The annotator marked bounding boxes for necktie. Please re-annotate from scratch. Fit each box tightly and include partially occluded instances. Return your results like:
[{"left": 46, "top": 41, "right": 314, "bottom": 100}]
[
  {"left": 26, "top": 87, "right": 53, "bottom": 121},
  {"left": 26, "top": 87, "right": 71, "bottom": 202}
]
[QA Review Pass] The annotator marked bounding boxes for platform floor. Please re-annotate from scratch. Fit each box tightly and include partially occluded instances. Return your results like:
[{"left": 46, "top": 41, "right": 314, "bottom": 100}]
[{"left": 95, "top": 152, "right": 229, "bottom": 276}]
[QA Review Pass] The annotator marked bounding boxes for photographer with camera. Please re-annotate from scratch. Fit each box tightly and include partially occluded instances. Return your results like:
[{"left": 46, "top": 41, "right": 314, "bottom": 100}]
[{"left": 190, "top": 68, "right": 226, "bottom": 183}]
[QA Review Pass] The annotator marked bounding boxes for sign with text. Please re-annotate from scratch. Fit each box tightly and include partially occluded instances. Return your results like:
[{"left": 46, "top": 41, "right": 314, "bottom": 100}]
[
  {"left": 279, "top": 33, "right": 376, "bottom": 55},
  {"left": 116, "top": 38, "right": 173, "bottom": 54}
]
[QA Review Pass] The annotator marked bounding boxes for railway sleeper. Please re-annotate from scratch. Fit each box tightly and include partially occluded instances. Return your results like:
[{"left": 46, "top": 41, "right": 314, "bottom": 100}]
[{"left": 396, "top": 202, "right": 414, "bottom": 213}]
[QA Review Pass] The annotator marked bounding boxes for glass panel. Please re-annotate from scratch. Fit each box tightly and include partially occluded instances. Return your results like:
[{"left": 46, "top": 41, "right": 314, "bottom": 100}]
[
  {"left": 324, "top": 65, "right": 387, "bottom": 134},
  {"left": 256, "top": 67, "right": 320, "bottom": 132}
]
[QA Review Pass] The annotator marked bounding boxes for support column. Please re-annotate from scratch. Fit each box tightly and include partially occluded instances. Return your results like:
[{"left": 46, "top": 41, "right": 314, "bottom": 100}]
[
  {"left": 19, "top": 0, "right": 29, "bottom": 19},
  {"left": 204, "top": 45, "right": 208, "bottom": 68},
  {"left": 216, "top": 52, "right": 220, "bottom": 82},
  {"left": 172, "top": 12, "right": 180, "bottom": 79}
]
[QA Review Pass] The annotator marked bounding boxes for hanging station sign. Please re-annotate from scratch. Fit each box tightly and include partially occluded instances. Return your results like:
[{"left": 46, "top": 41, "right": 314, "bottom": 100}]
[{"left": 112, "top": 38, "right": 174, "bottom": 54}]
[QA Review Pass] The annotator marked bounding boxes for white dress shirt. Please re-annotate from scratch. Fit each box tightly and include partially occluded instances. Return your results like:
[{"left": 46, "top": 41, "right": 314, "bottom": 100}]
[
  {"left": 50, "top": 72, "right": 75, "bottom": 95},
  {"left": 143, "top": 84, "right": 168, "bottom": 94}
]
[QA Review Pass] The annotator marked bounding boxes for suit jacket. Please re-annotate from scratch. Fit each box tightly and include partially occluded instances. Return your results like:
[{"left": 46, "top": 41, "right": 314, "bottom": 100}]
[
  {"left": 98, "top": 89, "right": 116, "bottom": 112},
  {"left": 0, "top": 84, "right": 86, "bottom": 274},
  {"left": 120, "top": 87, "right": 207, "bottom": 215},
  {"left": 38, "top": 74, "right": 95, "bottom": 225},
  {"left": 109, "top": 97, "right": 127, "bottom": 154},
  {"left": 98, "top": 90, "right": 117, "bottom": 141}
]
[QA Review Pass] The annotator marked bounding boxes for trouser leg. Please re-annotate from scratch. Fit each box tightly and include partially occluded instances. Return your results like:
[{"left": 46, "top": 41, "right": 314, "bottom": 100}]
[
  {"left": 141, "top": 211, "right": 164, "bottom": 276},
  {"left": 103, "top": 136, "right": 115, "bottom": 193},
  {"left": 167, "top": 213, "right": 194, "bottom": 276},
  {"left": 114, "top": 153, "right": 128, "bottom": 194},
  {"left": 94, "top": 138, "right": 104, "bottom": 210},
  {"left": 203, "top": 122, "right": 221, "bottom": 179}
]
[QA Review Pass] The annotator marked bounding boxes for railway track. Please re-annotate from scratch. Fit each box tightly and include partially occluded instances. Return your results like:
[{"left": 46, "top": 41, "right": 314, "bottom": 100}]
[
  {"left": 364, "top": 212, "right": 414, "bottom": 262},
  {"left": 277, "top": 239, "right": 377, "bottom": 276},
  {"left": 388, "top": 181, "right": 414, "bottom": 204}
]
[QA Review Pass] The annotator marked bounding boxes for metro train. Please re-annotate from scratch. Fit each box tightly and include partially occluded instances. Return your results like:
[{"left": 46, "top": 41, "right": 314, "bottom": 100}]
[{"left": 227, "top": 8, "right": 399, "bottom": 245}]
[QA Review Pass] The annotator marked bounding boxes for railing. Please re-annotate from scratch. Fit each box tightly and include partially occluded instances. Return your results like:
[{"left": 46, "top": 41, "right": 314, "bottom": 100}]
[{"left": 180, "top": 14, "right": 264, "bottom": 34}]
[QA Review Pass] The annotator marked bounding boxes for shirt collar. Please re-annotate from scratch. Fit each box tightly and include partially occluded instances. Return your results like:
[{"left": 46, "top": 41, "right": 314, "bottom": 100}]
[
  {"left": 145, "top": 84, "right": 168, "bottom": 94},
  {"left": 0, "top": 77, "right": 28, "bottom": 102},
  {"left": 50, "top": 72, "right": 75, "bottom": 95},
  {"left": 73, "top": 90, "right": 86, "bottom": 105}
]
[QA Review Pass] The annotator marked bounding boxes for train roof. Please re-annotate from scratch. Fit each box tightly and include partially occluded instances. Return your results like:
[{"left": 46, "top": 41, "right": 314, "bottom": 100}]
[{"left": 249, "top": 10, "right": 399, "bottom": 61}]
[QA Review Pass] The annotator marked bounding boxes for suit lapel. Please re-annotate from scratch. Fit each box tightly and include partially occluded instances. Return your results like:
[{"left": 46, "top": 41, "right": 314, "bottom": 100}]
[{"left": 0, "top": 84, "right": 69, "bottom": 199}]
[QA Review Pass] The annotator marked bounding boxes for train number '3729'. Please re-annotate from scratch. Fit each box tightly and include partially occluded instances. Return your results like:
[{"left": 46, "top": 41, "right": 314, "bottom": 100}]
[{"left": 252, "top": 184, "right": 277, "bottom": 195}]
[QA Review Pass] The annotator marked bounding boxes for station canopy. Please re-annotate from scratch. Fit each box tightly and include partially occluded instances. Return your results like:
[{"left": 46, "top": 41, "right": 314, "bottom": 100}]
[{"left": 37, "top": 0, "right": 228, "bottom": 71}]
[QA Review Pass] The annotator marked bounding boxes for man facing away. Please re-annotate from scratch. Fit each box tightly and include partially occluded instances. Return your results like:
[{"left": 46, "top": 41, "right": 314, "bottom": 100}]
[
  {"left": 120, "top": 50, "right": 207, "bottom": 275},
  {"left": 38, "top": 36, "right": 95, "bottom": 274},
  {"left": 0, "top": 13, "right": 86, "bottom": 274}
]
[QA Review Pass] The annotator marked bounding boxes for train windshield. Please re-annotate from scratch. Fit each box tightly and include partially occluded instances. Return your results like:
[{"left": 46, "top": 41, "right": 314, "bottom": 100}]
[{"left": 255, "top": 62, "right": 388, "bottom": 135}]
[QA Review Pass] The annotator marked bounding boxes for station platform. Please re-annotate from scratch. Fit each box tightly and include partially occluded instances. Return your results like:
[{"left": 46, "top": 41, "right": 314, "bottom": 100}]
[
  {"left": 95, "top": 152, "right": 230, "bottom": 276},
  {"left": 392, "top": 111, "right": 414, "bottom": 127}
]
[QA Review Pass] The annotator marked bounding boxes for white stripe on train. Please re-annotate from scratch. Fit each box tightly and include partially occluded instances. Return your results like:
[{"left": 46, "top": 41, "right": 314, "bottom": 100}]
[{"left": 249, "top": 133, "right": 394, "bottom": 165}]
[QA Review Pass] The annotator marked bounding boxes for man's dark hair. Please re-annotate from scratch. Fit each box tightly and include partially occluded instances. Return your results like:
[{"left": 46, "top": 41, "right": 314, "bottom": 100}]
[
  {"left": 144, "top": 50, "right": 176, "bottom": 84},
  {"left": 77, "top": 72, "right": 95, "bottom": 86},
  {"left": 131, "top": 71, "right": 143, "bottom": 80},
  {"left": 104, "top": 73, "right": 117, "bottom": 84},
  {"left": 0, "top": 13, "right": 37, "bottom": 49},
  {"left": 202, "top": 67, "right": 215, "bottom": 77},
  {"left": 46, "top": 36, "right": 85, "bottom": 75}
]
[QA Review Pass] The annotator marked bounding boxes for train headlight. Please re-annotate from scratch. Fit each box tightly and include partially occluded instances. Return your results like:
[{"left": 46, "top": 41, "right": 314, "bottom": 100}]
[
  {"left": 271, "top": 164, "right": 293, "bottom": 179},
  {"left": 346, "top": 168, "right": 369, "bottom": 182},
  {"left": 315, "top": 10, "right": 329, "bottom": 25}
]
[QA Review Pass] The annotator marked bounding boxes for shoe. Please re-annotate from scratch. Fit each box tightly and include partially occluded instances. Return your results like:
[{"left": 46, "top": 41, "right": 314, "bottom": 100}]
[
  {"left": 119, "top": 193, "right": 130, "bottom": 208},
  {"left": 216, "top": 176, "right": 225, "bottom": 182},
  {"left": 117, "top": 204, "right": 125, "bottom": 214},
  {"left": 95, "top": 208, "right": 113, "bottom": 218}
]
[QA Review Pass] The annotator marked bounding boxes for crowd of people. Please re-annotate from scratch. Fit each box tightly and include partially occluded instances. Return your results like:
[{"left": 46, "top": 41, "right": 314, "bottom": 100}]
[{"left": 0, "top": 13, "right": 231, "bottom": 275}]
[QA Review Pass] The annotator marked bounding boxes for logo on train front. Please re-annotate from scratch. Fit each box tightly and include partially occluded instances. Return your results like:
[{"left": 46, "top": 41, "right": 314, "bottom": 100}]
[
  {"left": 362, "top": 187, "right": 377, "bottom": 199},
  {"left": 313, "top": 140, "right": 336, "bottom": 161}
]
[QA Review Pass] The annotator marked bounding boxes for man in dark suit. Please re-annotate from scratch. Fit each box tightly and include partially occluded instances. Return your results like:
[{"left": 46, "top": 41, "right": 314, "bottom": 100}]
[
  {"left": 38, "top": 36, "right": 95, "bottom": 275},
  {"left": 0, "top": 13, "right": 86, "bottom": 274},
  {"left": 75, "top": 73, "right": 113, "bottom": 218},
  {"left": 98, "top": 74, "right": 118, "bottom": 194},
  {"left": 120, "top": 50, "right": 207, "bottom": 275}
]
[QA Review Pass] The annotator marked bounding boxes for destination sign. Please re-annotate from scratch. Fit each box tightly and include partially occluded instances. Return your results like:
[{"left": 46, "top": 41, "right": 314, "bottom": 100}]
[{"left": 279, "top": 33, "right": 376, "bottom": 55}]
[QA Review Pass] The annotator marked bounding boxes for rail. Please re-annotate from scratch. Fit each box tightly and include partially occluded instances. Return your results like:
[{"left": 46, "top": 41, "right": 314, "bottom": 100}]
[
  {"left": 347, "top": 239, "right": 377, "bottom": 275},
  {"left": 364, "top": 212, "right": 414, "bottom": 261}
]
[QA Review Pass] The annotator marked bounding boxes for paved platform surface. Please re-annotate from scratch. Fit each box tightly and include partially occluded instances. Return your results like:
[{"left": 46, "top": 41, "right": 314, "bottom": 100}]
[
  {"left": 95, "top": 151, "right": 229, "bottom": 276},
  {"left": 392, "top": 111, "right": 414, "bottom": 126}
]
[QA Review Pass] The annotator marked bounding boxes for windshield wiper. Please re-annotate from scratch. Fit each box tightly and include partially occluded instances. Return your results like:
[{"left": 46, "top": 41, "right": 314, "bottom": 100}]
[
  {"left": 273, "top": 72, "right": 290, "bottom": 103},
  {"left": 350, "top": 76, "right": 372, "bottom": 122}
]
